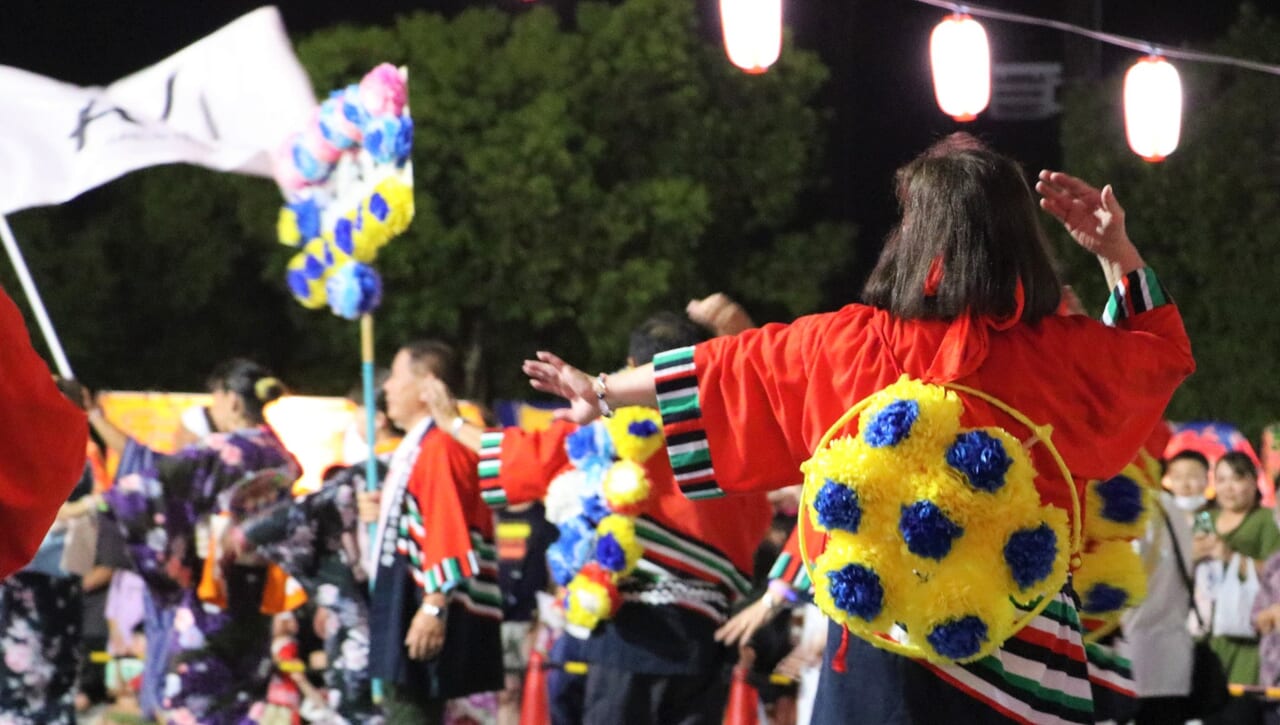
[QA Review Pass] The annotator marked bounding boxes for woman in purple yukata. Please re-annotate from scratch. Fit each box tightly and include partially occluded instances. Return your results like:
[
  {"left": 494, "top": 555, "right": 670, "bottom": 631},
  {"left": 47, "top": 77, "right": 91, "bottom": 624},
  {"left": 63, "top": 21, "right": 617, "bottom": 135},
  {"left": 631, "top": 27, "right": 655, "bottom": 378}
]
[{"left": 89, "top": 359, "right": 301, "bottom": 725}]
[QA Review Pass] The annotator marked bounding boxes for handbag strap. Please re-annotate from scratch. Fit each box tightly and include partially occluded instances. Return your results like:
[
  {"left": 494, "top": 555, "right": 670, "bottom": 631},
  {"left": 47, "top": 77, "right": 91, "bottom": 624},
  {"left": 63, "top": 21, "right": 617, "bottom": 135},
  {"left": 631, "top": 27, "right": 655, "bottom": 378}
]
[{"left": 1161, "top": 503, "right": 1207, "bottom": 629}]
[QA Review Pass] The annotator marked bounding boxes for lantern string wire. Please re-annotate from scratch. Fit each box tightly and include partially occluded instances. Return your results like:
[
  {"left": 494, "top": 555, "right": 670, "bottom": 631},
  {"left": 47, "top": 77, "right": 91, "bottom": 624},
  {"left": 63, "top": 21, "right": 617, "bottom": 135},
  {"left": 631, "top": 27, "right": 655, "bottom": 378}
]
[{"left": 913, "top": 0, "right": 1280, "bottom": 77}]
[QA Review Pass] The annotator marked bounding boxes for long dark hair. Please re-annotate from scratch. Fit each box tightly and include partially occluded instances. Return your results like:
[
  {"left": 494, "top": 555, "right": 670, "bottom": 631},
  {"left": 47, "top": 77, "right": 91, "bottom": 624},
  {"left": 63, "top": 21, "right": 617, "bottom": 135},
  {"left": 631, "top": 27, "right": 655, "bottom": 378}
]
[
  {"left": 206, "top": 358, "right": 286, "bottom": 425},
  {"left": 862, "top": 133, "right": 1062, "bottom": 323}
]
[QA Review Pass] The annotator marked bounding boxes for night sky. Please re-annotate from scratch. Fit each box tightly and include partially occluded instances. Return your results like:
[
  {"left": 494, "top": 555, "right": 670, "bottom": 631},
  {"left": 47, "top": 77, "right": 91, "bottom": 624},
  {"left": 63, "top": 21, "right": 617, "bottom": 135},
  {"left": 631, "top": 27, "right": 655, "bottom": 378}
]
[{"left": 0, "top": 0, "right": 1266, "bottom": 283}]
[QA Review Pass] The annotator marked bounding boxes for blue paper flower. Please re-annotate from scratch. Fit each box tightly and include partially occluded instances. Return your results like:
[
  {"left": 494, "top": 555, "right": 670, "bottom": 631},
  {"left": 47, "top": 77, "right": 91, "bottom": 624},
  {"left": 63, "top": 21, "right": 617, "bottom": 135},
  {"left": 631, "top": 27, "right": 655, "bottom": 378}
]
[
  {"left": 581, "top": 494, "right": 611, "bottom": 526},
  {"left": 333, "top": 218, "right": 356, "bottom": 257},
  {"left": 369, "top": 192, "right": 390, "bottom": 223},
  {"left": 899, "top": 500, "right": 964, "bottom": 560},
  {"left": 927, "top": 616, "right": 988, "bottom": 660},
  {"left": 828, "top": 564, "right": 884, "bottom": 621},
  {"left": 946, "top": 431, "right": 1012, "bottom": 493},
  {"left": 1097, "top": 475, "right": 1144, "bottom": 524},
  {"left": 596, "top": 533, "right": 626, "bottom": 572},
  {"left": 864, "top": 400, "right": 919, "bottom": 448},
  {"left": 302, "top": 253, "right": 327, "bottom": 280},
  {"left": 340, "top": 84, "right": 370, "bottom": 128},
  {"left": 289, "top": 198, "right": 322, "bottom": 241},
  {"left": 291, "top": 143, "right": 332, "bottom": 184},
  {"left": 318, "top": 96, "right": 359, "bottom": 149},
  {"left": 286, "top": 270, "right": 312, "bottom": 298},
  {"left": 566, "top": 423, "right": 615, "bottom": 467},
  {"left": 548, "top": 515, "right": 595, "bottom": 586},
  {"left": 627, "top": 419, "right": 661, "bottom": 438},
  {"left": 814, "top": 480, "right": 861, "bottom": 533},
  {"left": 364, "top": 115, "right": 415, "bottom": 165},
  {"left": 325, "top": 262, "right": 382, "bottom": 320},
  {"left": 1083, "top": 583, "right": 1129, "bottom": 613},
  {"left": 1003, "top": 524, "right": 1059, "bottom": 589}
]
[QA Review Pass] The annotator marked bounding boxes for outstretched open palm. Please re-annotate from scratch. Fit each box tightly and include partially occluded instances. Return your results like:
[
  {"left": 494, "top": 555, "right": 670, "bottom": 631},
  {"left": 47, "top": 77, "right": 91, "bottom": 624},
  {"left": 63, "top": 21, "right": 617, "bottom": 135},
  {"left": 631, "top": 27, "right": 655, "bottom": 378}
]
[
  {"left": 522, "top": 351, "right": 600, "bottom": 425},
  {"left": 1035, "top": 170, "right": 1130, "bottom": 259}
]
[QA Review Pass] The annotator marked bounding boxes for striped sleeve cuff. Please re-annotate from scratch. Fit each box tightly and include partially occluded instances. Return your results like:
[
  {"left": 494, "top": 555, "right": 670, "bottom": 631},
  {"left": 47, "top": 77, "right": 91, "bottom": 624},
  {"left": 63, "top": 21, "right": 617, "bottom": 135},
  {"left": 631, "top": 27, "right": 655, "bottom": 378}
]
[
  {"left": 1101, "top": 267, "right": 1171, "bottom": 327},
  {"left": 422, "top": 551, "right": 482, "bottom": 594},
  {"left": 478, "top": 430, "right": 508, "bottom": 509},
  {"left": 654, "top": 346, "right": 724, "bottom": 500}
]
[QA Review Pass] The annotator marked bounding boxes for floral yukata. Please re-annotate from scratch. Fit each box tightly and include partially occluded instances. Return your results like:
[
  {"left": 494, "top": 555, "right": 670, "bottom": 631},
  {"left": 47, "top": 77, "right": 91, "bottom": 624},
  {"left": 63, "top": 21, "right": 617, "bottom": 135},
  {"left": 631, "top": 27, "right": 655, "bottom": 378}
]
[
  {"left": 105, "top": 428, "right": 300, "bottom": 725},
  {"left": 241, "top": 466, "right": 382, "bottom": 724},
  {"left": 651, "top": 269, "right": 1194, "bottom": 724},
  {"left": 0, "top": 466, "right": 95, "bottom": 724}
]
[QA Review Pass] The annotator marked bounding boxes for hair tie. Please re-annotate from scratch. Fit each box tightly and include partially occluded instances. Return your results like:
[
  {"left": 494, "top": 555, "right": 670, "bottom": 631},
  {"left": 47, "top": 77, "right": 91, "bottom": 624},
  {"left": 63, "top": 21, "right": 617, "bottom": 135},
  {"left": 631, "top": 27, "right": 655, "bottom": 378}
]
[{"left": 254, "top": 377, "right": 284, "bottom": 401}]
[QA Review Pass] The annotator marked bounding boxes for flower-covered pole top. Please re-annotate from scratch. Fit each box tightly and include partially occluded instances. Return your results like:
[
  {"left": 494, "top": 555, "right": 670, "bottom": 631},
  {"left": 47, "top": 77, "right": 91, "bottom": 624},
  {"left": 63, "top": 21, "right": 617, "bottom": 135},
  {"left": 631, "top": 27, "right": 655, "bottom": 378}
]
[{"left": 272, "top": 63, "right": 415, "bottom": 320}]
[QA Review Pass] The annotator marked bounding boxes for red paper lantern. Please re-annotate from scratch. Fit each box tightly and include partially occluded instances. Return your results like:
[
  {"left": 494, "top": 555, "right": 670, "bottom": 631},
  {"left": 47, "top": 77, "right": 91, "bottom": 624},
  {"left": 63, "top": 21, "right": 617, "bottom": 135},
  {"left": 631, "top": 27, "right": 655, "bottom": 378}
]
[
  {"left": 720, "top": 0, "right": 782, "bottom": 75},
  {"left": 1124, "top": 55, "right": 1182, "bottom": 162},
  {"left": 930, "top": 14, "right": 990, "bottom": 122}
]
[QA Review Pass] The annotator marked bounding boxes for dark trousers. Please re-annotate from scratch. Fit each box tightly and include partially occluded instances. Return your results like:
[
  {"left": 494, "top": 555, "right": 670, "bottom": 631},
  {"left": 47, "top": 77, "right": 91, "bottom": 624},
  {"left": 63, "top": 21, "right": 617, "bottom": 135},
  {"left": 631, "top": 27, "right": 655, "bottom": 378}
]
[{"left": 581, "top": 663, "right": 731, "bottom": 725}]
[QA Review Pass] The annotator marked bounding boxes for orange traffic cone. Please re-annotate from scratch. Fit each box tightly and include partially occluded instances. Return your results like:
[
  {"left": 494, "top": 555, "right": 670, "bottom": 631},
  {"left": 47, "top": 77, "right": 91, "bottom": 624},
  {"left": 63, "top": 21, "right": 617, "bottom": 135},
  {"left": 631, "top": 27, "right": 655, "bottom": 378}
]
[
  {"left": 520, "top": 648, "right": 551, "bottom": 725},
  {"left": 722, "top": 665, "right": 759, "bottom": 725}
]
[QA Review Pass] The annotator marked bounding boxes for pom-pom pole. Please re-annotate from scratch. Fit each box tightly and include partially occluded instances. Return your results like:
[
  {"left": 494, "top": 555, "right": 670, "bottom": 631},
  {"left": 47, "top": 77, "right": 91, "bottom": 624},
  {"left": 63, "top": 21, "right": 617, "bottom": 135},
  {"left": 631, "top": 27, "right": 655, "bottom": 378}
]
[{"left": 361, "top": 312, "right": 383, "bottom": 705}]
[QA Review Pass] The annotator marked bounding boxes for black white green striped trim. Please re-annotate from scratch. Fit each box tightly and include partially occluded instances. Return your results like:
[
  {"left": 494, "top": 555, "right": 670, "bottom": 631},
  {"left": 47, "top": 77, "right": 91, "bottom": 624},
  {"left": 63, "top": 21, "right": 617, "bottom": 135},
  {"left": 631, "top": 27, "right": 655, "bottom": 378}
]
[
  {"left": 653, "top": 346, "right": 723, "bottom": 500},
  {"left": 767, "top": 552, "right": 813, "bottom": 594},
  {"left": 633, "top": 516, "right": 752, "bottom": 598},
  {"left": 478, "top": 430, "right": 508, "bottom": 509},
  {"left": 1102, "top": 267, "right": 1170, "bottom": 327}
]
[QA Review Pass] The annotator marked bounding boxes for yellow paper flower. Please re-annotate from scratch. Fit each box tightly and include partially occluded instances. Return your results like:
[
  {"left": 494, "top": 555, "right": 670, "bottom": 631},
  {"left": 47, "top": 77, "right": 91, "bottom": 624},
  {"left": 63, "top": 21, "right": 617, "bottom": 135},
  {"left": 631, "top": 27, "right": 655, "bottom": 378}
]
[
  {"left": 1084, "top": 464, "right": 1152, "bottom": 542},
  {"left": 606, "top": 407, "right": 665, "bottom": 463},
  {"left": 1074, "top": 540, "right": 1147, "bottom": 616},
  {"left": 277, "top": 207, "right": 302, "bottom": 247},
  {"left": 596, "top": 515, "right": 642, "bottom": 576}
]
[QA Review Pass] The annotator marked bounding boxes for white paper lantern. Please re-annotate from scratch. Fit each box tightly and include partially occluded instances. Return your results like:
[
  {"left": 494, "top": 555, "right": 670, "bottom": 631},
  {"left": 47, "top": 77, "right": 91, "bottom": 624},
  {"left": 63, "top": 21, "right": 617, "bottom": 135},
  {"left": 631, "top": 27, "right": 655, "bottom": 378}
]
[
  {"left": 720, "top": 0, "right": 782, "bottom": 75},
  {"left": 1124, "top": 56, "right": 1182, "bottom": 162},
  {"left": 930, "top": 14, "right": 991, "bottom": 122}
]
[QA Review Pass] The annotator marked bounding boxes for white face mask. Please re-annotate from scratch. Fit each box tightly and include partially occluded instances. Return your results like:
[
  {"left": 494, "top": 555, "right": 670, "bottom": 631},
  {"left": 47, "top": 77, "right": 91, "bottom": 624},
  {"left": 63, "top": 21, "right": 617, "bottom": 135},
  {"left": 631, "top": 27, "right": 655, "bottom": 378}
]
[{"left": 1173, "top": 494, "right": 1207, "bottom": 511}]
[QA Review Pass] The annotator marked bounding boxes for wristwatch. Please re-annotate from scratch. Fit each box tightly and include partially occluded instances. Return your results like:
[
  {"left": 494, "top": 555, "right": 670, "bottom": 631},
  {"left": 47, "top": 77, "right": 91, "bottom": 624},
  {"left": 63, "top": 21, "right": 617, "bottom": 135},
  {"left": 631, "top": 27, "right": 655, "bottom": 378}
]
[{"left": 420, "top": 601, "right": 445, "bottom": 619}]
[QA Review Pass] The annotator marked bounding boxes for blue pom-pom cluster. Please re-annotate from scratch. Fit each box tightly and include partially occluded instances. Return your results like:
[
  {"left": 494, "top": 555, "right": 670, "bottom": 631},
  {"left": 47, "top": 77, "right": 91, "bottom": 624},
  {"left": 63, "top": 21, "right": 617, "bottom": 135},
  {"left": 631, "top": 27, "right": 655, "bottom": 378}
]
[
  {"left": 596, "top": 533, "right": 626, "bottom": 572},
  {"left": 292, "top": 144, "right": 332, "bottom": 184},
  {"left": 627, "top": 419, "right": 661, "bottom": 438},
  {"left": 864, "top": 400, "right": 919, "bottom": 448},
  {"left": 814, "top": 480, "right": 862, "bottom": 533},
  {"left": 946, "top": 431, "right": 1012, "bottom": 493},
  {"left": 1096, "top": 475, "right": 1144, "bottom": 524},
  {"left": 899, "top": 500, "right": 964, "bottom": 560},
  {"left": 325, "top": 262, "right": 383, "bottom": 320},
  {"left": 1003, "top": 524, "right": 1059, "bottom": 589},
  {"left": 927, "top": 616, "right": 989, "bottom": 660},
  {"left": 828, "top": 564, "right": 884, "bottom": 621}
]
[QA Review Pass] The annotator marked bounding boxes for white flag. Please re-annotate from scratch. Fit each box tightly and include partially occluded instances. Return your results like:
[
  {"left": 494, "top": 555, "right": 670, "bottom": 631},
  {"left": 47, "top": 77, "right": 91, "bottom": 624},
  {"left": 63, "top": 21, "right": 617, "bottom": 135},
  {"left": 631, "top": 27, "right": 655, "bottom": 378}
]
[{"left": 0, "top": 6, "right": 316, "bottom": 215}]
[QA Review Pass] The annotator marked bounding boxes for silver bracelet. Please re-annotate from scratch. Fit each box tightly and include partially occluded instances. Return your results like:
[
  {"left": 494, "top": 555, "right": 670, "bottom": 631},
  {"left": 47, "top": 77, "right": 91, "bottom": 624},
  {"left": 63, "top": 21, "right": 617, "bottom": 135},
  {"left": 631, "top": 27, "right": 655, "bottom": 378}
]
[{"left": 593, "top": 373, "right": 614, "bottom": 418}]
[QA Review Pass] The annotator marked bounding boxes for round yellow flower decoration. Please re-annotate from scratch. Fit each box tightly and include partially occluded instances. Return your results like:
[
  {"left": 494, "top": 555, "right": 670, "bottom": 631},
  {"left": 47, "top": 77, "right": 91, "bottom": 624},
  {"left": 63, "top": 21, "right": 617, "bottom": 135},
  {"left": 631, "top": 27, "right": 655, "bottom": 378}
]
[
  {"left": 801, "top": 376, "right": 1077, "bottom": 664},
  {"left": 1084, "top": 463, "right": 1152, "bottom": 542}
]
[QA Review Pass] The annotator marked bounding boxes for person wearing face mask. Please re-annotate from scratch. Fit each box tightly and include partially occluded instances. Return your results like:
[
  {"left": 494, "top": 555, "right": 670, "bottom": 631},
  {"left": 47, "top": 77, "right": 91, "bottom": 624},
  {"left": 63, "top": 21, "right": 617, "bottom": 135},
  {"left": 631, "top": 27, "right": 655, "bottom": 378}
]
[
  {"left": 1194, "top": 452, "right": 1280, "bottom": 724},
  {"left": 1166, "top": 450, "right": 1212, "bottom": 518}
]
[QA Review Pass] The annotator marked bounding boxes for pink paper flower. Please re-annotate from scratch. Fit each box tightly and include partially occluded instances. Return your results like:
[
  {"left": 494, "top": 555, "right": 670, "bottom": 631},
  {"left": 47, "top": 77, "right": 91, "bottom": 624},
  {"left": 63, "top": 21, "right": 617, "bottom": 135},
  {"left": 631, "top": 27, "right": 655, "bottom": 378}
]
[{"left": 359, "top": 63, "right": 407, "bottom": 117}]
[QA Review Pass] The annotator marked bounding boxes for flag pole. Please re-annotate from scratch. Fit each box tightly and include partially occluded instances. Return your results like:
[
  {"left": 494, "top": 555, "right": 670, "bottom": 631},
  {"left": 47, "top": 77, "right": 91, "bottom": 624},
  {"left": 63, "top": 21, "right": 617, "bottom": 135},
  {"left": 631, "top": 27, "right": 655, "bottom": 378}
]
[{"left": 0, "top": 216, "right": 74, "bottom": 379}]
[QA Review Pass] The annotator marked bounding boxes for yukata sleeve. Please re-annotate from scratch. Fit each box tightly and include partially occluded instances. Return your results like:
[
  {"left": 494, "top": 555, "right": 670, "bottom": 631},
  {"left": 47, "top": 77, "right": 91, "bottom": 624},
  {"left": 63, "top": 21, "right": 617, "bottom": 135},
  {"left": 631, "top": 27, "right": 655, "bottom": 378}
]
[
  {"left": 409, "top": 433, "right": 486, "bottom": 594},
  {"left": 0, "top": 288, "right": 87, "bottom": 577},
  {"left": 1052, "top": 268, "right": 1195, "bottom": 480},
  {"left": 477, "top": 420, "right": 575, "bottom": 510},
  {"left": 655, "top": 313, "right": 835, "bottom": 499}
]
